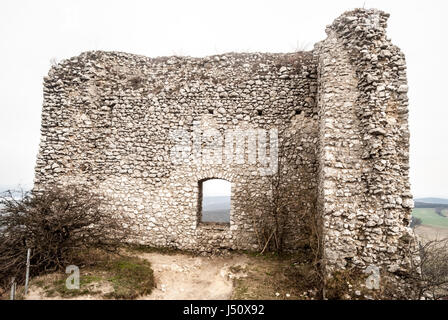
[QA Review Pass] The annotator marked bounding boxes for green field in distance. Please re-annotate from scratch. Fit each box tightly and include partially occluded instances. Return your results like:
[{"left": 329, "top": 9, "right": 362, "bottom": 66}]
[{"left": 412, "top": 208, "right": 448, "bottom": 228}]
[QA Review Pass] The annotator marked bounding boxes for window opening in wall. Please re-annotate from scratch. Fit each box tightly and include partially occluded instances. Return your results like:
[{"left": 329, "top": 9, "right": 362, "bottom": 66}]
[
  {"left": 199, "top": 179, "right": 231, "bottom": 223},
  {"left": 295, "top": 109, "right": 302, "bottom": 115},
  {"left": 257, "top": 110, "right": 263, "bottom": 116}
]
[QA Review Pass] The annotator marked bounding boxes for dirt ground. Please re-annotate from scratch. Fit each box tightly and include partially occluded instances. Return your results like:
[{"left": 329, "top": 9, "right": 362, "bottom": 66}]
[
  {"left": 414, "top": 225, "right": 448, "bottom": 241},
  {"left": 24, "top": 251, "right": 302, "bottom": 300},
  {"left": 138, "top": 252, "right": 244, "bottom": 300},
  {"left": 17, "top": 226, "right": 448, "bottom": 301}
]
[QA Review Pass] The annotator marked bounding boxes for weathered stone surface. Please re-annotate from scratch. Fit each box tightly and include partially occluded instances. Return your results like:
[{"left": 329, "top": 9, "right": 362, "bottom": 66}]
[
  {"left": 314, "top": 8, "right": 416, "bottom": 275},
  {"left": 35, "top": 50, "right": 318, "bottom": 253}
]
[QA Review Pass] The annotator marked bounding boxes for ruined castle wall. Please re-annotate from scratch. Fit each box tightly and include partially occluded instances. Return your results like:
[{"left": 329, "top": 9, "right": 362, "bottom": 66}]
[
  {"left": 34, "top": 51, "right": 319, "bottom": 252},
  {"left": 34, "top": 8, "right": 417, "bottom": 281},
  {"left": 315, "top": 9, "right": 415, "bottom": 273}
]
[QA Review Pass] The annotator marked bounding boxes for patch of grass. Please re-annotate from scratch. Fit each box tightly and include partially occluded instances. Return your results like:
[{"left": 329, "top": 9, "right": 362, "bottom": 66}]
[
  {"left": 34, "top": 254, "right": 155, "bottom": 300},
  {"left": 102, "top": 256, "right": 154, "bottom": 299},
  {"left": 50, "top": 276, "right": 97, "bottom": 297},
  {"left": 232, "top": 279, "right": 249, "bottom": 298},
  {"left": 230, "top": 255, "right": 305, "bottom": 300},
  {"left": 324, "top": 269, "right": 370, "bottom": 300},
  {"left": 283, "top": 262, "right": 321, "bottom": 299},
  {"left": 413, "top": 208, "right": 448, "bottom": 228},
  {"left": 31, "top": 279, "right": 45, "bottom": 288},
  {"left": 230, "top": 247, "right": 320, "bottom": 300}
]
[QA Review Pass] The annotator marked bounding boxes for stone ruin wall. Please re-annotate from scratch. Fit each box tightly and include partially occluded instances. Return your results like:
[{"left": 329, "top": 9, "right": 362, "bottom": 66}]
[
  {"left": 34, "top": 8, "right": 416, "bottom": 276},
  {"left": 34, "top": 50, "right": 319, "bottom": 253},
  {"left": 315, "top": 9, "right": 415, "bottom": 274}
]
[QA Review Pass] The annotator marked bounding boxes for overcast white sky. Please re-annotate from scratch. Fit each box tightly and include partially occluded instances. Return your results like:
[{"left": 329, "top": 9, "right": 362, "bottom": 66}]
[
  {"left": 203, "top": 179, "right": 231, "bottom": 197},
  {"left": 0, "top": 0, "right": 446, "bottom": 198}
]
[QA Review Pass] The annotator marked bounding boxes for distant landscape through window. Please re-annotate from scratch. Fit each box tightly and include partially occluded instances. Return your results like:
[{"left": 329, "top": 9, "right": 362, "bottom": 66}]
[{"left": 201, "top": 179, "right": 231, "bottom": 223}]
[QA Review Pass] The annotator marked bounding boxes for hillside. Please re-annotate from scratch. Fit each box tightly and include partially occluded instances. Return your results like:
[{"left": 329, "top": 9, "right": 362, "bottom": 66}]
[
  {"left": 202, "top": 196, "right": 231, "bottom": 223},
  {"left": 415, "top": 198, "right": 448, "bottom": 205}
]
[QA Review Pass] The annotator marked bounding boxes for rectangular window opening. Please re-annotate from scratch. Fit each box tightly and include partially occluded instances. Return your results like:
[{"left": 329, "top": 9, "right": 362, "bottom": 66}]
[{"left": 198, "top": 179, "right": 231, "bottom": 224}]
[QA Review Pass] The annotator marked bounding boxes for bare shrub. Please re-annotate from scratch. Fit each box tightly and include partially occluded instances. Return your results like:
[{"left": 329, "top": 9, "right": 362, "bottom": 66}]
[
  {"left": 0, "top": 186, "right": 131, "bottom": 291},
  {"left": 244, "top": 130, "right": 318, "bottom": 257},
  {"left": 320, "top": 238, "right": 448, "bottom": 300},
  {"left": 410, "top": 216, "right": 422, "bottom": 228},
  {"left": 250, "top": 170, "right": 294, "bottom": 254},
  {"left": 406, "top": 238, "right": 448, "bottom": 299},
  {"left": 434, "top": 207, "right": 446, "bottom": 217},
  {"left": 245, "top": 154, "right": 308, "bottom": 255}
]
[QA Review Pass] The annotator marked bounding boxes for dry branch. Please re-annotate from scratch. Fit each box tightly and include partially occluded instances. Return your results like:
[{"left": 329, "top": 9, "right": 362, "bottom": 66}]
[{"left": 0, "top": 186, "right": 132, "bottom": 291}]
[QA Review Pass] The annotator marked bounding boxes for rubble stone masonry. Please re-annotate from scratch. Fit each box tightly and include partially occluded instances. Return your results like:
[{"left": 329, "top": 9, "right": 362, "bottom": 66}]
[{"left": 34, "top": 9, "right": 416, "bottom": 278}]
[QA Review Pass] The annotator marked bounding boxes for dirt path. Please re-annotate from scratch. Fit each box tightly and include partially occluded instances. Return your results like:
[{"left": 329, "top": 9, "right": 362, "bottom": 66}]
[{"left": 137, "top": 252, "right": 249, "bottom": 300}]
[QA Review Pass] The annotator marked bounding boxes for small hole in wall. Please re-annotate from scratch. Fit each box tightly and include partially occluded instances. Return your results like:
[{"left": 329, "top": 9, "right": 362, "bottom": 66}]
[
  {"left": 257, "top": 110, "right": 263, "bottom": 116},
  {"left": 295, "top": 109, "right": 302, "bottom": 115},
  {"left": 208, "top": 109, "right": 214, "bottom": 114}
]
